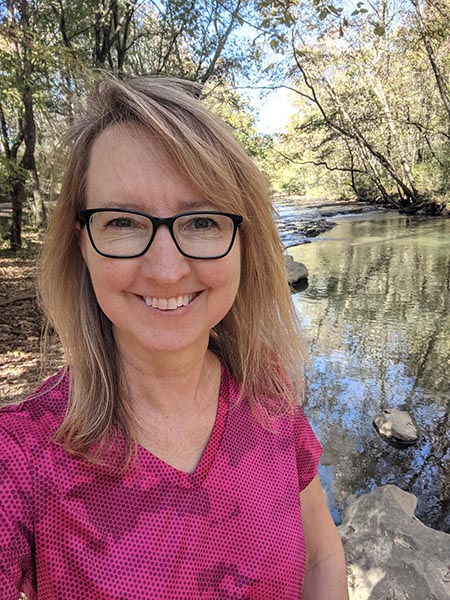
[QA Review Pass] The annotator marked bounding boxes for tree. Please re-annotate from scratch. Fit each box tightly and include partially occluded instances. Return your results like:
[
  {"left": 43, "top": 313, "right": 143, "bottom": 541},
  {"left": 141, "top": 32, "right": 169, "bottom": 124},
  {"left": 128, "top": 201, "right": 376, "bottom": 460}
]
[
  {"left": 0, "top": 0, "right": 264, "bottom": 249},
  {"left": 1, "top": 0, "right": 48, "bottom": 248},
  {"left": 204, "top": 83, "right": 271, "bottom": 159},
  {"left": 410, "top": 0, "right": 450, "bottom": 125},
  {"left": 264, "top": 0, "right": 450, "bottom": 209}
]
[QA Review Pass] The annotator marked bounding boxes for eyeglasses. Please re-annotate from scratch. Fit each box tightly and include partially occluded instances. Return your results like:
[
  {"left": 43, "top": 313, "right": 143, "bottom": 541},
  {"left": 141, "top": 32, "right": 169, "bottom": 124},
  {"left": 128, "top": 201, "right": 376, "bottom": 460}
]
[{"left": 78, "top": 208, "right": 243, "bottom": 260}]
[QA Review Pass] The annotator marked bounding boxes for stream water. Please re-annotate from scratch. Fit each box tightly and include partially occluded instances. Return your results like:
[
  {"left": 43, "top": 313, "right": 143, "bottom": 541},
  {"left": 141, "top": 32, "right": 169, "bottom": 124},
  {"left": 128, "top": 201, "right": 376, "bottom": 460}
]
[{"left": 280, "top": 204, "right": 450, "bottom": 532}]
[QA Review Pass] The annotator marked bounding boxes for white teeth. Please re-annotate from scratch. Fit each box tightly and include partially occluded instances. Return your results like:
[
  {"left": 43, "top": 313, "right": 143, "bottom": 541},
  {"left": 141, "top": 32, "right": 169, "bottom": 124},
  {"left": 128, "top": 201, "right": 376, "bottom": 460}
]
[{"left": 143, "top": 293, "right": 196, "bottom": 311}]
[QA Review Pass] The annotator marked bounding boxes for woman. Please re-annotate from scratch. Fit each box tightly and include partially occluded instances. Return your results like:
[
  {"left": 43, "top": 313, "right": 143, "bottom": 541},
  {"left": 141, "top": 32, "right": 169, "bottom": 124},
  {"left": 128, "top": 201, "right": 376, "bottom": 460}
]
[{"left": 0, "top": 76, "right": 348, "bottom": 599}]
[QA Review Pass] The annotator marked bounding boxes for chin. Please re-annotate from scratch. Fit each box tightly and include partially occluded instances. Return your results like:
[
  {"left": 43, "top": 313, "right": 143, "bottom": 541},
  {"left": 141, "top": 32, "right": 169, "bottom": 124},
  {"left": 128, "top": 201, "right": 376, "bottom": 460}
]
[{"left": 116, "top": 328, "right": 209, "bottom": 359}]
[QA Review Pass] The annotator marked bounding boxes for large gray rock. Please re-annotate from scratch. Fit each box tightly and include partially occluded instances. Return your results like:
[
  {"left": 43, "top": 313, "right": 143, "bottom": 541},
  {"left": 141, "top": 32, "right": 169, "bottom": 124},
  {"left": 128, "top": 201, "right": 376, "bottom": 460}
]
[
  {"left": 339, "top": 486, "right": 450, "bottom": 600},
  {"left": 373, "top": 408, "right": 419, "bottom": 448},
  {"left": 284, "top": 254, "right": 308, "bottom": 284}
]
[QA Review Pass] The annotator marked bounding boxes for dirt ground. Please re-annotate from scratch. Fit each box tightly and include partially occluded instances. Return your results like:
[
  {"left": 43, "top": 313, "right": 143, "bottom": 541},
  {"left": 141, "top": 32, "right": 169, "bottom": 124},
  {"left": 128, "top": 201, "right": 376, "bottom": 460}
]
[{"left": 0, "top": 234, "right": 63, "bottom": 405}]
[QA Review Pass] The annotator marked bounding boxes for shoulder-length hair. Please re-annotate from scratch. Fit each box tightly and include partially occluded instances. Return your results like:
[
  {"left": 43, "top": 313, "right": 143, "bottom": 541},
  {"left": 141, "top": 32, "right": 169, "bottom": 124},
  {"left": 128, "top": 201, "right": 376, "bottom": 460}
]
[{"left": 39, "top": 75, "right": 306, "bottom": 465}]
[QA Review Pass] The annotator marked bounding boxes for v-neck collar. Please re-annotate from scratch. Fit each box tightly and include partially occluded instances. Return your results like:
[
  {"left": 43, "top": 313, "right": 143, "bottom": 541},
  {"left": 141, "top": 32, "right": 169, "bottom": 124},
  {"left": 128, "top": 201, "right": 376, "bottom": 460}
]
[{"left": 137, "top": 364, "right": 229, "bottom": 489}]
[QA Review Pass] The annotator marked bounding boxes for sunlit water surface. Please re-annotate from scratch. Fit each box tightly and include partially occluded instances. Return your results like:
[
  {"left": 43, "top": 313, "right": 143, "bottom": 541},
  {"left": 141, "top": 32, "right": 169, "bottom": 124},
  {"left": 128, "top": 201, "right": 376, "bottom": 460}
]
[{"left": 283, "top": 209, "right": 450, "bottom": 532}]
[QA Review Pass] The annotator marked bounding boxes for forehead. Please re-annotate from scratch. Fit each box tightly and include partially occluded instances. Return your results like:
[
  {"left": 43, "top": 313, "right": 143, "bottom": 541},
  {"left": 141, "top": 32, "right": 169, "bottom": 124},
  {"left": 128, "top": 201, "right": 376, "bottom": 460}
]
[
  {"left": 88, "top": 123, "right": 177, "bottom": 180},
  {"left": 85, "top": 124, "right": 208, "bottom": 214}
]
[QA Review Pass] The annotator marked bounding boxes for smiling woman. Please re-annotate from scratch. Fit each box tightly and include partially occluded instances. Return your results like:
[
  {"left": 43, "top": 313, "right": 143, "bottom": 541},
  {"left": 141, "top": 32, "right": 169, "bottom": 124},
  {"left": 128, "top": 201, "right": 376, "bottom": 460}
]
[{"left": 0, "top": 76, "right": 348, "bottom": 600}]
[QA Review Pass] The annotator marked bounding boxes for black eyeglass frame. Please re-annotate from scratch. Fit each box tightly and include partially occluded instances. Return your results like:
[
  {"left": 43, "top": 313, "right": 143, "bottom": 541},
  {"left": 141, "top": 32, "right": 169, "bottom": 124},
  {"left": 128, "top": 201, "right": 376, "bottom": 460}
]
[{"left": 78, "top": 208, "right": 243, "bottom": 260}]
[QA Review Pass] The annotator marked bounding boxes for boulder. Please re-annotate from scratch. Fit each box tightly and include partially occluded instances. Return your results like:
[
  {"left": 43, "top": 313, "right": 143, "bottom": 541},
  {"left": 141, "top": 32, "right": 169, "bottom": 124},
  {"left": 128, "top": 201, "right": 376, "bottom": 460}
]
[
  {"left": 373, "top": 408, "right": 419, "bottom": 448},
  {"left": 339, "top": 485, "right": 450, "bottom": 600},
  {"left": 284, "top": 254, "right": 308, "bottom": 284}
]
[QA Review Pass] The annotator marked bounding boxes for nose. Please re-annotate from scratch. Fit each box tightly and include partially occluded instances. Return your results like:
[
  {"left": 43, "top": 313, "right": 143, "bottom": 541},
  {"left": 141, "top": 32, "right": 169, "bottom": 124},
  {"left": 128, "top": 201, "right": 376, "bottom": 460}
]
[{"left": 140, "top": 223, "right": 191, "bottom": 282}]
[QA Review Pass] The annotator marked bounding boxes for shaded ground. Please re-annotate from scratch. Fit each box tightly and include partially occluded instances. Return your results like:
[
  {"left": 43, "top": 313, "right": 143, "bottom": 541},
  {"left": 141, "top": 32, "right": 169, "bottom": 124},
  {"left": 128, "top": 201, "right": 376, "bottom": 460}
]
[{"left": 0, "top": 234, "right": 63, "bottom": 405}]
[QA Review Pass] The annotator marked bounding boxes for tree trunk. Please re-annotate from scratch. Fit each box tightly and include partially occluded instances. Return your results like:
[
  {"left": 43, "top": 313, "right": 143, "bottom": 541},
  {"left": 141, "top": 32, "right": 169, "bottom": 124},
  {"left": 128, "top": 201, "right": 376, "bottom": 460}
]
[
  {"left": 322, "top": 77, "right": 419, "bottom": 204},
  {"left": 10, "top": 179, "right": 26, "bottom": 250},
  {"left": 199, "top": 0, "right": 242, "bottom": 85},
  {"left": 368, "top": 73, "right": 420, "bottom": 198},
  {"left": 20, "top": 78, "right": 47, "bottom": 227},
  {"left": 30, "top": 167, "right": 45, "bottom": 226},
  {"left": 94, "top": 0, "right": 136, "bottom": 74},
  {"left": 9, "top": 0, "right": 47, "bottom": 232},
  {"left": 410, "top": 0, "right": 450, "bottom": 124}
]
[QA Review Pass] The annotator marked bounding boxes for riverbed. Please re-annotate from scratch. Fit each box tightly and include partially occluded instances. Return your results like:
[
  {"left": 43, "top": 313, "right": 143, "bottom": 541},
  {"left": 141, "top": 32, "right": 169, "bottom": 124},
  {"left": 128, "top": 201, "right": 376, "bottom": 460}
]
[{"left": 278, "top": 201, "right": 450, "bottom": 532}]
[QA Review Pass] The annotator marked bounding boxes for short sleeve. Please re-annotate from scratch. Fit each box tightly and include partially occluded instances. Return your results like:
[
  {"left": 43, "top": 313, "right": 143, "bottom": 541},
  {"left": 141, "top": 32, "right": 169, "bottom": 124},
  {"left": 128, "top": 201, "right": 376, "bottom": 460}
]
[
  {"left": 0, "top": 415, "right": 35, "bottom": 600},
  {"left": 292, "top": 407, "right": 322, "bottom": 492}
]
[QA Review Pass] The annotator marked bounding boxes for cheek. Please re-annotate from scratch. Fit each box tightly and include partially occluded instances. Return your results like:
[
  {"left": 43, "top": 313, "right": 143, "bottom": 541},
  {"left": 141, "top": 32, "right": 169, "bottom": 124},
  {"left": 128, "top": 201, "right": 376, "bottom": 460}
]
[
  {"left": 216, "top": 254, "right": 241, "bottom": 304},
  {"left": 83, "top": 250, "right": 138, "bottom": 297}
]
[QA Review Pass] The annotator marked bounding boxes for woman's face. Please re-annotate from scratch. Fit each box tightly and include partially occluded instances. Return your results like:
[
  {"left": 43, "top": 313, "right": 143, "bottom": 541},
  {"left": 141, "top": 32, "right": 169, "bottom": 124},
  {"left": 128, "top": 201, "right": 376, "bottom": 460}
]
[{"left": 79, "top": 124, "right": 241, "bottom": 363}]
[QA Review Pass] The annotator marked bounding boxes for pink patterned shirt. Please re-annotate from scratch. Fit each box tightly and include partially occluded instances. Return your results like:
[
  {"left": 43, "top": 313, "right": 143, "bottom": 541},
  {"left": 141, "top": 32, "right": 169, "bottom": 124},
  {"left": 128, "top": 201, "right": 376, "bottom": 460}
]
[{"left": 0, "top": 366, "right": 321, "bottom": 599}]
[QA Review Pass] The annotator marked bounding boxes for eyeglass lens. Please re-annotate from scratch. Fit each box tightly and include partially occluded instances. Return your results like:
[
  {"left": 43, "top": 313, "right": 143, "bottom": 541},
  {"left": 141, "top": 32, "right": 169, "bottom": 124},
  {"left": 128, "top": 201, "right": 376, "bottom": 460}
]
[{"left": 87, "top": 211, "right": 238, "bottom": 258}]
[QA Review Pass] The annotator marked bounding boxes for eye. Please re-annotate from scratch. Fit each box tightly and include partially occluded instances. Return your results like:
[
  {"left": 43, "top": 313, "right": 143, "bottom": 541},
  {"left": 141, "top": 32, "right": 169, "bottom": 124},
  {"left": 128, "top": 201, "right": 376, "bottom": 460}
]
[
  {"left": 187, "top": 217, "right": 218, "bottom": 230},
  {"left": 105, "top": 217, "right": 139, "bottom": 229}
]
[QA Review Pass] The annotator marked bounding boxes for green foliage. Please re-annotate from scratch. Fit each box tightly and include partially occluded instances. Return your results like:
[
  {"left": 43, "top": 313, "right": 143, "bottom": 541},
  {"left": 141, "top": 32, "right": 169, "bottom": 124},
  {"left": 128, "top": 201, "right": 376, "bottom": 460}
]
[
  {"left": 204, "top": 85, "right": 272, "bottom": 159},
  {"left": 262, "top": 0, "right": 450, "bottom": 208},
  {"left": 311, "top": 0, "right": 343, "bottom": 20},
  {"left": 0, "top": 157, "right": 28, "bottom": 198}
]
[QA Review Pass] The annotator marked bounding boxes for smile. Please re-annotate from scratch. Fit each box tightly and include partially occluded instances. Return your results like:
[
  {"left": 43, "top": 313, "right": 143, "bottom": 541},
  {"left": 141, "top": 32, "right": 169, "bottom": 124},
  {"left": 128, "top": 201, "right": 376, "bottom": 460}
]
[{"left": 143, "top": 292, "right": 198, "bottom": 311}]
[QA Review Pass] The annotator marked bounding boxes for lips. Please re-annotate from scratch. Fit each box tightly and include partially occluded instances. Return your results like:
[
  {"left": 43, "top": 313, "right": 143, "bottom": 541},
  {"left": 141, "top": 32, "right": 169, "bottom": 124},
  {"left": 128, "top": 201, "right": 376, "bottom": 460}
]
[{"left": 143, "top": 292, "right": 198, "bottom": 311}]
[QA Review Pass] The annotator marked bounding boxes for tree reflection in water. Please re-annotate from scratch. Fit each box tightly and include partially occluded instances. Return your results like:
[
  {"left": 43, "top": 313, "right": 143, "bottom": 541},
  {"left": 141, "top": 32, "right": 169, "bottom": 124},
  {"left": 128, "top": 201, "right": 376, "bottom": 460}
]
[{"left": 288, "top": 213, "right": 450, "bottom": 532}]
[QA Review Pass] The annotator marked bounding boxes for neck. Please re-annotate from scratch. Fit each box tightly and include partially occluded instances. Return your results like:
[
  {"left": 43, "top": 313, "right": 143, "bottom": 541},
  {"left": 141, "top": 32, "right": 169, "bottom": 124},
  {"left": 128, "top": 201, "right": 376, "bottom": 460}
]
[{"left": 118, "top": 342, "right": 221, "bottom": 418}]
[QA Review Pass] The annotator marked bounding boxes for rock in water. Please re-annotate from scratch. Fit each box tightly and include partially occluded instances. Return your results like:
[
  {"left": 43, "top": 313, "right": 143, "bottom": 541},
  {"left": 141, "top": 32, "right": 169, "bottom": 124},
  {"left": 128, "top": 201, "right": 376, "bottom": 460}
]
[
  {"left": 284, "top": 254, "right": 308, "bottom": 284},
  {"left": 373, "top": 408, "right": 419, "bottom": 448},
  {"left": 339, "top": 486, "right": 450, "bottom": 600}
]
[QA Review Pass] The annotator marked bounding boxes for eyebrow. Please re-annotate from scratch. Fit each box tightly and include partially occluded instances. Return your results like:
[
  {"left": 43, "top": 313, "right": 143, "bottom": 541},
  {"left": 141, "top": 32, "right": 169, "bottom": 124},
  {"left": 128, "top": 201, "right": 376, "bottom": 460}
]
[{"left": 98, "top": 199, "right": 213, "bottom": 212}]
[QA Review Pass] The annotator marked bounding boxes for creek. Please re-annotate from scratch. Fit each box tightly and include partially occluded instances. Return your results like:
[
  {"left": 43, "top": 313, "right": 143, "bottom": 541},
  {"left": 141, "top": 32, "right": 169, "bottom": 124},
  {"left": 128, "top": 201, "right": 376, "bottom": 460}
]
[{"left": 279, "top": 204, "right": 450, "bottom": 532}]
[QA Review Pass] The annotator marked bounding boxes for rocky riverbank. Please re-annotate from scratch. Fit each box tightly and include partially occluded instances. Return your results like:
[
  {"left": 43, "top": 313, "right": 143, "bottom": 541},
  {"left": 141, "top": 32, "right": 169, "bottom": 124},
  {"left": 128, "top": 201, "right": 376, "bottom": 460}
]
[
  {"left": 278, "top": 196, "right": 391, "bottom": 285},
  {"left": 274, "top": 196, "right": 391, "bottom": 248}
]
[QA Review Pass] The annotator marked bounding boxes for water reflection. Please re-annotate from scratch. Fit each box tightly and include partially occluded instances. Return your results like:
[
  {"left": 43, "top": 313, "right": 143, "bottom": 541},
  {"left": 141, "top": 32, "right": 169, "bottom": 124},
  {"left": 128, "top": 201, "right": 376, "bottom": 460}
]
[{"left": 288, "top": 213, "right": 450, "bottom": 532}]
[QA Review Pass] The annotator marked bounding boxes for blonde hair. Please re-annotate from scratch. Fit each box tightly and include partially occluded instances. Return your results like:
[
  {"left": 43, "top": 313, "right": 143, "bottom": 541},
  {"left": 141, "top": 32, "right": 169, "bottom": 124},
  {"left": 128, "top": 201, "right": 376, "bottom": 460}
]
[{"left": 39, "top": 75, "right": 305, "bottom": 465}]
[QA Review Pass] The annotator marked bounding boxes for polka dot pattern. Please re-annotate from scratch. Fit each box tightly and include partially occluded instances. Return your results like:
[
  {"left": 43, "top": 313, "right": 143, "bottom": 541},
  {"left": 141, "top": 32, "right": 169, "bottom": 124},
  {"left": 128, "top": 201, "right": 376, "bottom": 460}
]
[{"left": 0, "top": 367, "right": 322, "bottom": 599}]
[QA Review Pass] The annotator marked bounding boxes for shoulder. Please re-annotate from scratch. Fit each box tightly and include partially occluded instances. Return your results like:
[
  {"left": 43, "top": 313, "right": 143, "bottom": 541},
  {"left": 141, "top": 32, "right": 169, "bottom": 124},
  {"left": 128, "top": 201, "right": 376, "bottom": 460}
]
[
  {"left": 222, "top": 364, "right": 315, "bottom": 428},
  {"left": 0, "top": 370, "right": 70, "bottom": 451},
  {"left": 227, "top": 367, "right": 322, "bottom": 486},
  {"left": 222, "top": 364, "right": 321, "bottom": 450}
]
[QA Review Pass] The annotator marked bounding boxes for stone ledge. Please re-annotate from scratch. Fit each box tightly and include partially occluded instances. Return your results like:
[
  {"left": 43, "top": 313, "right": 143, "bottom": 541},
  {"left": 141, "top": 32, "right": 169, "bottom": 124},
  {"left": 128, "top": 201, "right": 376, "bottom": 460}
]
[{"left": 338, "top": 485, "right": 450, "bottom": 600}]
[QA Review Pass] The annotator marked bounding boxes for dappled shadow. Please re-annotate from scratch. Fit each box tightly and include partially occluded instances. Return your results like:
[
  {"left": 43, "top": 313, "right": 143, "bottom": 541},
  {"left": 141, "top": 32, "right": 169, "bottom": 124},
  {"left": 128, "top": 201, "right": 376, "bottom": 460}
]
[
  {"left": 347, "top": 562, "right": 434, "bottom": 600},
  {"left": 369, "top": 567, "right": 433, "bottom": 600},
  {"left": 0, "top": 241, "right": 63, "bottom": 405}
]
